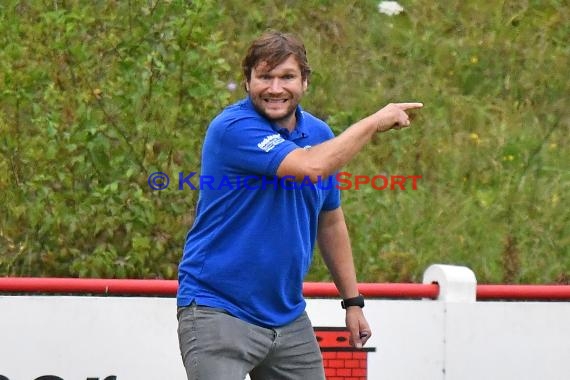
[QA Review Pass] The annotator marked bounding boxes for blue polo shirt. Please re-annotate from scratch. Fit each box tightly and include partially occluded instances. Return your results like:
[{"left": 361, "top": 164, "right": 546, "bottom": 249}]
[{"left": 177, "top": 97, "right": 340, "bottom": 328}]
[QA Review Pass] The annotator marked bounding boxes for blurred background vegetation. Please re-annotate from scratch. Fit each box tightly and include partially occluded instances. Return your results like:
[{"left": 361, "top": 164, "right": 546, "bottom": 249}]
[{"left": 1, "top": 0, "right": 568, "bottom": 283}]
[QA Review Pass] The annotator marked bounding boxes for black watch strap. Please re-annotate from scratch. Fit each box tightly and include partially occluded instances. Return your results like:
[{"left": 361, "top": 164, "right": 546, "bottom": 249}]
[{"left": 341, "top": 295, "right": 365, "bottom": 309}]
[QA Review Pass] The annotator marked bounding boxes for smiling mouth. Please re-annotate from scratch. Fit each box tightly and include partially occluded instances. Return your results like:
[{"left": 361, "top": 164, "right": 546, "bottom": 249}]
[{"left": 264, "top": 98, "right": 288, "bottom": 103}]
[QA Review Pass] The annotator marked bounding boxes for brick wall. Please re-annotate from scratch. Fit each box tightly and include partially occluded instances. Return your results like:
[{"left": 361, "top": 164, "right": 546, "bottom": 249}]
[{"left": 315, "top": 327, "right": 376, "bottom": 380}]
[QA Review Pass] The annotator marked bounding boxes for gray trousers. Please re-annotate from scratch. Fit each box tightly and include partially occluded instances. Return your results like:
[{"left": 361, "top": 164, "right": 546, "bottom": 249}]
[{"left": 177, "top": 304, "right": 325, "bottom": 380}]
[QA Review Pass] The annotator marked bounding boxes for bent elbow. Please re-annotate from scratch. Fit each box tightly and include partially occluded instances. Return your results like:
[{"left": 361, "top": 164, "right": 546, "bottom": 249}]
[
  {"left": 304, "top": 166, "right": 333, "bottom": 184},
  {"left": 277, "top": 148, "right": 335, "bottom": 183}
]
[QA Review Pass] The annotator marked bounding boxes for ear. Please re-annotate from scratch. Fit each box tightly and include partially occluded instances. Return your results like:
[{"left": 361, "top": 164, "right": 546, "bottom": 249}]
[
  {"left": 302, "top": 78, "right": 308, "bottom": 92},
  {"left": 245, "top": 81, "right": 250, "bottom": 92}
]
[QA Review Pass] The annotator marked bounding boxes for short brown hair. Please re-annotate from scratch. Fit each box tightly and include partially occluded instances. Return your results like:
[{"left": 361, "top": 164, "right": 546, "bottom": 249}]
[{"left": 242, "top": 30, "right": 311, "bottom": 85}]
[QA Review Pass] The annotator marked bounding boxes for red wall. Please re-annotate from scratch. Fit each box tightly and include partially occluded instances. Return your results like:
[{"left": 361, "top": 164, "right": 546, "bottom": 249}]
[{"left": 315, "top": 328, "right": 376, "bottom": 380}]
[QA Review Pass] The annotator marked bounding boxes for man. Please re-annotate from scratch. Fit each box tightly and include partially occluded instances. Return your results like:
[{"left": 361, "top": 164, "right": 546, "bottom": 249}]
[{"left": 177, "top": 30, "right": 422, "bottom": 380}]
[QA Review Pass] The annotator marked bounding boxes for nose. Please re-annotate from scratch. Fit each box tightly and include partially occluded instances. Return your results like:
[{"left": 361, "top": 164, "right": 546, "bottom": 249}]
[{"left": 268, "top": 78, "right": 283, "bottom": 93}]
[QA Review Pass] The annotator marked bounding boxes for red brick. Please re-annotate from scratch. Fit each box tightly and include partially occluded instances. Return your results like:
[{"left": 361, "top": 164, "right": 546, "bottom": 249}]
[
  {"left": 359, "top": 359, "right": 368, "bottom": 367},
  {"left": 352, "top": 351, "right": 367, "bottom": 359},
  {"left": 322, "top": 352, "right": 336, "bottom": 359},
  {"left": 352, "top": 368, "right": 367, "bottom": 376},
  {"left": 336, "top": 351, "right": 354, "bottom": 359},
  {"left": 324, "top": 367, "right": 337, "bottom": 377},
  {"left": 328, "top": 359, "right": 345, "bottom": 368},
  {"left": 345, "top": 359, "right": 359, "bottom": 368},
  {"left": 337, "top": 368, "right": 352, "bottom": 376}
]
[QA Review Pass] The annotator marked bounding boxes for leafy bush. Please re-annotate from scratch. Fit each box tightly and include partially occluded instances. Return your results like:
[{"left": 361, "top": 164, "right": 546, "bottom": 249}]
[
  {"left": 1, "top": 0, "right": 231, "bottom": 278},
  {"left": 1, "top": 0, "right": 568, "bottom": 283}
]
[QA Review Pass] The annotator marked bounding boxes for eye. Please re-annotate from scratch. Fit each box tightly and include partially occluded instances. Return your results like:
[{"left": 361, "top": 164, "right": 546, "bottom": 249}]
[{"left": 283, "top": 74, "right": 295, "bottom": 80}]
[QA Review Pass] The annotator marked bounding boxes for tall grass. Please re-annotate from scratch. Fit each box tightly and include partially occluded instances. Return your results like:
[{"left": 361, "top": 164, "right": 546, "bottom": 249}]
[{"left": 1, "top": 0, "right": 568, "bottom": 283}]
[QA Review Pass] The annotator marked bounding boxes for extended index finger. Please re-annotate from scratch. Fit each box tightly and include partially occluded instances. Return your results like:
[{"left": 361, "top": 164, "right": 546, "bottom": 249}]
[{"left": 395, "top": 102, "right": 424, "bottom": 110}]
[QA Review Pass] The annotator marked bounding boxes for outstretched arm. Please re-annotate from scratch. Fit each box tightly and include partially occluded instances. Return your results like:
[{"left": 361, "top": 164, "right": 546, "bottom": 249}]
[
  {"left": 317, "top": 207, "right": 371, "bottom": 349},
  {"left": 277, "top": 102, "right": 423, "bottom": 182}
]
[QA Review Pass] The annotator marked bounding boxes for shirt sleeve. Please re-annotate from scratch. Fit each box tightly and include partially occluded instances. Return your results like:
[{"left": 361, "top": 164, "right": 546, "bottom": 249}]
[{"left": 218, "top": 117, "right": 299, "bottom": 176}]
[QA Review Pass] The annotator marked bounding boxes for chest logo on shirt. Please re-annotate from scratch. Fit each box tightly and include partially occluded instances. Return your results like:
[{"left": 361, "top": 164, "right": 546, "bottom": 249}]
[{"left": 257, "top": 133, "right": 285, "bottom": 152}]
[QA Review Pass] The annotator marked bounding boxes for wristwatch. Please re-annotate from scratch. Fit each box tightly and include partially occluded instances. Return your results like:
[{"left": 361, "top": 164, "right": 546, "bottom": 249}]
[{"left": 341, "top": 295, "right": 365, "bottom": 309}]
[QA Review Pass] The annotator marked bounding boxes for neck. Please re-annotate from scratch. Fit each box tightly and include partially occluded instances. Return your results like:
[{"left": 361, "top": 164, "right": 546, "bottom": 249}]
[{"left": 274, "top": 114, "right": 297, "bottom": 132}]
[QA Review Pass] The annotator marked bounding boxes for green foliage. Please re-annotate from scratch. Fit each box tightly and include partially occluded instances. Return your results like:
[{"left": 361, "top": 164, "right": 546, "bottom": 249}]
[
  {"left": 1, "top": 0, "right": 231, "bottom": 278},
  {"left": 1, "top": 0, "right": 568, "bottom": 283}
]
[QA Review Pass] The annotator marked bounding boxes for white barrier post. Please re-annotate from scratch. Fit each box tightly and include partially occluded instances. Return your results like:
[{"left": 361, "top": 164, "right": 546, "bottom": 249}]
[{"left": 422, "top": 264, "right": 477, "bottom": 302}]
